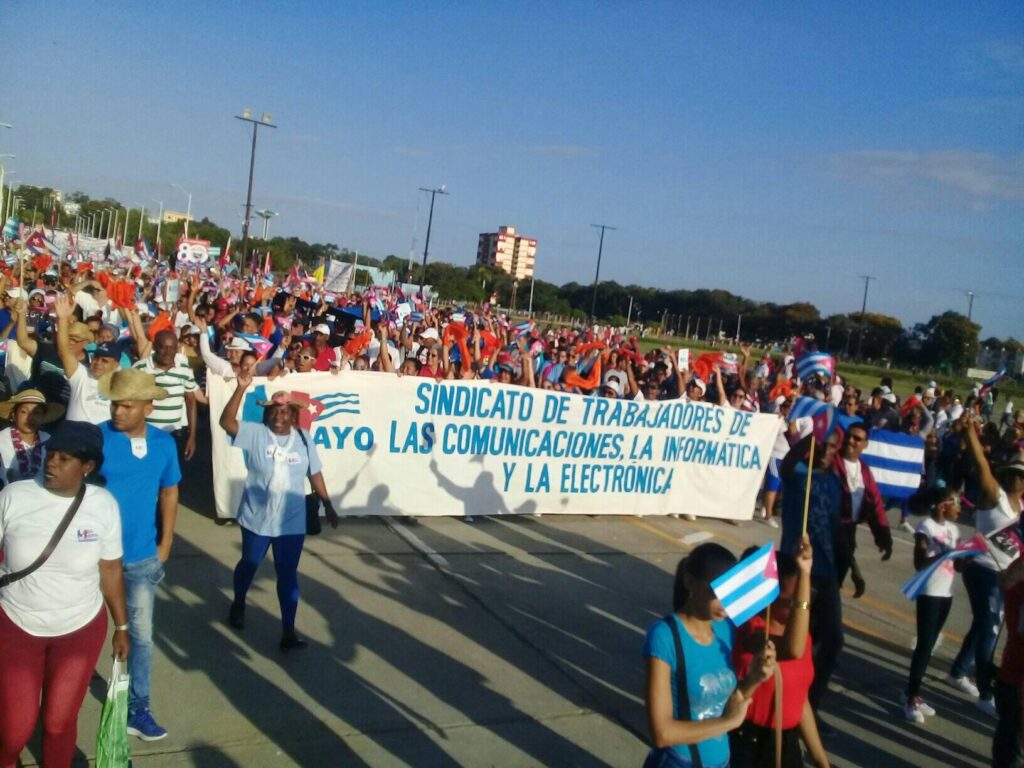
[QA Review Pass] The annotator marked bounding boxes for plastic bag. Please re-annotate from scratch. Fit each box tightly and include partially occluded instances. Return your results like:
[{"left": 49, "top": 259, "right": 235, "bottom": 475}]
[{"left": 96, "top": 659, "right": 132, "bottom": 767}]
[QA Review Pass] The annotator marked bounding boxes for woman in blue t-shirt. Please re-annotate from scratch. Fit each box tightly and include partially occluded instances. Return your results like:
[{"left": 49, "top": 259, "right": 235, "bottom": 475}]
[{"left": 643, "top": 543, "right": 776, "bottom": 768}]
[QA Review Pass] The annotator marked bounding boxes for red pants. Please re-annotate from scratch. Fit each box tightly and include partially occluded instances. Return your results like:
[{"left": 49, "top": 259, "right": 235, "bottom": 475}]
[{"left": 0, "top": 607, "right": 107, "bottom": 768}]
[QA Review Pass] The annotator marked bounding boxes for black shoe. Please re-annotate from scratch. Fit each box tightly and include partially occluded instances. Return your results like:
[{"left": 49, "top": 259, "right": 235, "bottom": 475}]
[
  {"left": 228, "top": 602, "right": 245, "bottom": 630},
  {"left": 280, "top": 631, "right": 308, "bottom": 651}
]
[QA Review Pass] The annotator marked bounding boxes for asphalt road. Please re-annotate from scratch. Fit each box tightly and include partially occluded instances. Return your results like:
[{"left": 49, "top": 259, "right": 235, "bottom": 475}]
[{"left": 16, "top": 439, "right": 995, "bottom": 767}]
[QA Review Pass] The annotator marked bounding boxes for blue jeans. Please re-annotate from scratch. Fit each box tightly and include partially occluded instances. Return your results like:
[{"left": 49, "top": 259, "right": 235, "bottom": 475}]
[
  {"left": 124, "top": 556, "right": 165, "bottom": 714},
  {"left": 232, "top": 528, "right": 305, "bottom": 630},
  {"left": 951, "top": 562, "right": 1002, "bottom": 699}
]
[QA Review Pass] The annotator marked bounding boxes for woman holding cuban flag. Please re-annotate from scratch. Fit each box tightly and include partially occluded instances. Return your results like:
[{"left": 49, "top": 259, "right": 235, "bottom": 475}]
[{"left": 642, "top": 544, "right": 777, "bottom": 768}]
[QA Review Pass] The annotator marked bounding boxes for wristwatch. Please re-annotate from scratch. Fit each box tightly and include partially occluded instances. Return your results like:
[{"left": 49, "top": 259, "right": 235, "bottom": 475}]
[{"left": 115, "top": 623, "right": 130, "bottom": 632}]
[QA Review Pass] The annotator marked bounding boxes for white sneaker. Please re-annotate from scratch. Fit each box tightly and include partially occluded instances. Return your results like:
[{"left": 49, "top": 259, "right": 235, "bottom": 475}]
[
  {"left": 900, "top": 520, "right": 914, "bottom": 533},
  {"left": 977, "top": 697, "right": 997, "bottom": 718},
  {"left": 903, "top": 697, "right": 925, "bottom": 723},
  {"left": 946, "top": 675, "right": 980, "bottom": 698},
  {"left": 766, "top": 517, "right": 779, "bottom": 529},
  {"left": 917, "top": 699, "right": 936, "bottom": 717},
  {"left": 683, "top": 514, "right": 697, "bottom": 521}
]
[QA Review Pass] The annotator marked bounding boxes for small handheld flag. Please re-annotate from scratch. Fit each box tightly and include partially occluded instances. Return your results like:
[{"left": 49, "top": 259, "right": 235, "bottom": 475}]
[
  {"left": 901, "top": 534, "right": 988, "bottom": 600},
  {"left": 788, "top": 396, "right": 836, "bottom": 443},
  {"left": 711, "top": 543, "right": 780, "bottom": 626},
  {"left": 795, "top": 352, "right": 834, "bottom": 381}
]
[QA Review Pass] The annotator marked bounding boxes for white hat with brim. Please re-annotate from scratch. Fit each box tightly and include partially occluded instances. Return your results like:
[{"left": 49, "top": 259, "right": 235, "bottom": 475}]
[
  {"left": 420, "top": 327, "right": 440, "bottom": 341},
  {"left": 225, "top": 338, "right": 252, "bottom": 351},
  {"left": 313, "top": 323, "right": 332, "bottom": 336}
]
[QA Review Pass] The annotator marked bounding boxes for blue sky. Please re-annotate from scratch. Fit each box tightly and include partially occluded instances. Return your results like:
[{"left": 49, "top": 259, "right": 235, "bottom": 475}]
[{"left": 4, "top": 1, "right": 1023, "bottom": 337}]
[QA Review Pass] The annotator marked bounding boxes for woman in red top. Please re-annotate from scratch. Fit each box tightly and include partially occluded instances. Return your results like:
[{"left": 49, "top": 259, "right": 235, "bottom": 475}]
[{"left": 731, "top": 536, "right": 830, "bottom": 768}]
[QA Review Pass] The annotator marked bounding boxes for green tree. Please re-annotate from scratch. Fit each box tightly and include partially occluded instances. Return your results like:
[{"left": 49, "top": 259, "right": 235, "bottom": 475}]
[{"left": 918, "top": 311, "right": 980, "bottom": 372}]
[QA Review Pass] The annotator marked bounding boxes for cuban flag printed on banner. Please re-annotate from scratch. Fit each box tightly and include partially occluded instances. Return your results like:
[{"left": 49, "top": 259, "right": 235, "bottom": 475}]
[
  {"left": 711, "top": 542, "right": 780, "bottom": 626},
  {"left": 787, "top": 396, "right": 836, "bottom": 443},
  {"left": 901, "top": 534, "right": 988, "bottom": 600},
  {"left": 795, "top": 352, "right": 834, "bottom": 381},
  {"left": 861, "top": 429, "right": 925, "bottom": 499}
]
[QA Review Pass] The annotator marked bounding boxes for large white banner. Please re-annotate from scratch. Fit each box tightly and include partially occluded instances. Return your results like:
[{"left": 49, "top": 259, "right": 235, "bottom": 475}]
[{"left": 209, "top": 372, "right": 778, "bottom": 519}]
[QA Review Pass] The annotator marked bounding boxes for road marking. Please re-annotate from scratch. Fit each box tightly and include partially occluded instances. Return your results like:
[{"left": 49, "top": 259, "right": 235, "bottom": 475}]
[
  {"left": 680, "top": 531, "right": 714, "bottom": 545},
  {"left": 387, "top": 521, "right": 450, "bottom": 568},
  {"left": 625, "top": 517, "right": 692, "bottom": 548},
  {"left": 843, "top": 589, "right": 964, "bottom": 645}
]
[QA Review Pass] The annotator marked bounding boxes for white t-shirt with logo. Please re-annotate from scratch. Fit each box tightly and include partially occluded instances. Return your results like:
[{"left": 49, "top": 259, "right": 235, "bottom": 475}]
[
  {"left": 915, "top": 517, "right": 960, "bottom": 598},
  {"left": 67, "top": 364, "right": 112, "bottom": 425},
  {"left": 0, "top": 480, "right": 123, "bottom": 636},
  {"left": 843, "top": 458, "right": 866, "bottom": 522}
]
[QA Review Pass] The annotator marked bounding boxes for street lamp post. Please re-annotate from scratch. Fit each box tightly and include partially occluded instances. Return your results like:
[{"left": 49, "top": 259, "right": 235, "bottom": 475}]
[
  {"left": 589, "top": 223, "right": 617, "bottom": 321},
  {"left": 967, "top": 290, "right": 976, "bottom": 321},
  {"left": 235, "top": 109, "right": 277, "bottom": 276},
  {"left": 418, "top": 185, "right": 449, "bottom": 298},
  {"left": 255, "top": 209, "right": 278, "bottom": 239},
  {"left": 170, "top": 184, "right": 192, "bottom": 238}
]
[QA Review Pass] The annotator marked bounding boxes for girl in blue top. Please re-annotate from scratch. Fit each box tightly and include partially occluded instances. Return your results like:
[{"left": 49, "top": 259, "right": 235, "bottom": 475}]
[{"left": 643, "top": 543, "right": 776, "bottom": 768}]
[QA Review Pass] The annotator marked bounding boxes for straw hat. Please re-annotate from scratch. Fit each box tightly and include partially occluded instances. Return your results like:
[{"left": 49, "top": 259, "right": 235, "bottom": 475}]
[
  {"left": 68, "top": 322, "right": 95, "bottom": 342},
  {"left": 257, "top": 391, "right": 314, "bottom": 410},
  {"left": 97, "top": 369, "right": 168, "bottom": 402},
  {"left": 0, "top": 389, "right": 65, "bottom": 423}
]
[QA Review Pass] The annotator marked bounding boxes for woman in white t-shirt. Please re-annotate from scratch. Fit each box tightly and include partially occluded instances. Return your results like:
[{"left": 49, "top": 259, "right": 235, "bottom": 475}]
[
  {"left": 903, "top": 485, "right": 962, "bottom": 723},
  {"left": 0, "top": 420, "right": 129, "bottom": 768},
  {"left": 0, "top": 388, "right": 64, "bottom": 484},
  {"left": 949, "top": 415, "right": 1024, "bottom": 715}
]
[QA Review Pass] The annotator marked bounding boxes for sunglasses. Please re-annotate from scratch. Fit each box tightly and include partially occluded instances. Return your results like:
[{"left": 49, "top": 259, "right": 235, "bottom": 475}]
[{"left": 298, "top": 354, "right": 316, "bottom": 361}]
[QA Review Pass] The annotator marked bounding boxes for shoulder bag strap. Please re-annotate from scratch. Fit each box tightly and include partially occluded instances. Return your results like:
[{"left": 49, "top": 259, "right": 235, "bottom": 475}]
[
  {"left": 666, "top": 616, "right": 704, "bottom": 768},
  {"left": 0, "top": 483, "right": 87, "bottom": 590},
  {"left": 295, "top": 429, "right": 313, "bottom": 480}
]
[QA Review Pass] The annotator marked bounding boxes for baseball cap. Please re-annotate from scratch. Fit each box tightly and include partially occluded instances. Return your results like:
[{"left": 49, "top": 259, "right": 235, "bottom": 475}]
[
  {"left": 602, "top": 378, "right": 623, "bottom": 397},
  {"left": 92, "top": 342, "right": 120, "bottom": 359},
  {"left": 313, "top": 323, "right": 332, "bottom": 335}
]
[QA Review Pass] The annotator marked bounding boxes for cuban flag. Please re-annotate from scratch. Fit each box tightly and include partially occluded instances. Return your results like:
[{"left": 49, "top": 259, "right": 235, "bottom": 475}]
[
  {"left": 901, "top": 534, "right": 988, "bottom": 600},
  {"left": 512, "top": 319, "right": 535, "bottom": 337},
  {"left": 787, "top": 396, "right": 836, "bottom": 443},
  {"left": 711, "top": 542, "right": 780, "bottom": 626},
  {"left": 234, "top": 332, "right": 274, "bottom": 359},
  {"left": 24, "top": 231, "right": 61, "bottom": 259},
  {"left": 980, "top": 370, "right": 1008, "bottom": 398},
  {"left": 795, "top": 351, "right": 834, "bottom": 381},
  {"left": 134, "top": 238, "right": 152, "bottom": 261},
  {"left": 861, "top": 429, "right": 925, "bottom": 498}
]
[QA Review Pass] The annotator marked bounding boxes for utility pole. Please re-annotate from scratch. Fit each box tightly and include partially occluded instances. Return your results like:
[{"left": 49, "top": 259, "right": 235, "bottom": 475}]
[
  {"left": 967, "top": 290, "right": 976, "bottom": 321},
  {"left": 684, "top": 316, "right": 691, "bottom": 339},
  {"left": 528, "top": 274, "right": 536, "bottom": 317},
  {"left": 855, "top": 274, "right": 875, "bottom": 359},
  {"left": 236, "top": 109, "right": 277, "bottom": 276},
  {"left": 589, "top": 223, "right": 617, "bottom": 321},
  {"left": 418, "top": 185, "right": 448, "bottom": 298},
  {"left": 626, "top": 295, "right": 634, "bottom": 326},
  {"left": 735, "top": 314, "right": 742, "bottom": 343}
]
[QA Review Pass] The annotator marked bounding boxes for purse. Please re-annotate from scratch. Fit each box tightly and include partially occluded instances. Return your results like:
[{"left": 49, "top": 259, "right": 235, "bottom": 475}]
[
  {"left": 295, "top": 430, "right": 322, "bottom": 536},
  {"left": 0, "top": 484, "right": 87, "bottom": 589}
]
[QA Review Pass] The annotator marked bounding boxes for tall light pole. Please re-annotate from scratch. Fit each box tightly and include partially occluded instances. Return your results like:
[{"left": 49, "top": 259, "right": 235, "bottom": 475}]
[
  {"left": 170, "top": 183, "right": 192, "bottom": 238},
  {"left": 3, "top": 172, "right": 16, "bottom": 221},
  {"left": 235, "top": 109, "right": 277, "bottom": 275},
  {"left": 255, "top": 208, "right": 278, "bottom": 239},
  {"left": 589, "top": 223, "right": 617, "bottom": 321},
  {"left": 0, "top": 155, "right": 13, "bottom": 224},
  {"left": 966, "top": 290, "right": 976, "bottom": 321},
  {"left": 418, "top": 185, "right": 448, "bottom": 298},
  {"left": 855, "top": 274, "right": 875, "bottom": 359},
  {"left": 137, "top": 204, "right": 145, "bottom": 240}
]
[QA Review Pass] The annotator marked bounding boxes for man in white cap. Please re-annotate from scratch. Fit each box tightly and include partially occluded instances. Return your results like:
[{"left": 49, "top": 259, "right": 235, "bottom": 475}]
[
  {"left": 194, "top": 317, "right": 283, "bottom": 380},
  {"left": 98, "top": 369, "right": 180, "bottom": 742}
]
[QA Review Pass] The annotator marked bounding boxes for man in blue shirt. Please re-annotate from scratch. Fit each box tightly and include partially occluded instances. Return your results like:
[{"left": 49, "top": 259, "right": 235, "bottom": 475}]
[
  {"left": 780, "top": 430, "right": 843, "bottom": 713},
  {"left": 97, "top": 369, "right": 181, "bottom": 742}
]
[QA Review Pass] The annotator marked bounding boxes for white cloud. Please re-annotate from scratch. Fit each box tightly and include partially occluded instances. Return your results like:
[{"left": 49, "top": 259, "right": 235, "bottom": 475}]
[{"left": 832, "top": 149, "right": 1024, "bottom": 206}]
